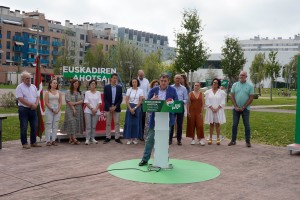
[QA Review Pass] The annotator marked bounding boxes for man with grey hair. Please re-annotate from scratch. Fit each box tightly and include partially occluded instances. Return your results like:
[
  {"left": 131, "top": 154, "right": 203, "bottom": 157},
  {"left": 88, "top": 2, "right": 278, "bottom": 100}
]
[
  {"left": 228, "top": 71, "right": 254, "bottom": 147},
  {"left": 137, "top": 70, "right": 150, "bottom": 140},
  {"left": 16, "top": 71, "right": 42, "bottom": 149}
]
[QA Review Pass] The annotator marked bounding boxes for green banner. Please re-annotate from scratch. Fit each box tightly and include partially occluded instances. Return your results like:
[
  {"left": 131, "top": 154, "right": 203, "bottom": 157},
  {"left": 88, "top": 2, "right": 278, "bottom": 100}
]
[
  {"left": 295, "top": 56, "right": 300, "bottom": 144},
  {"left": 142, "top": 100, "right": 183, "bottom": 113}
]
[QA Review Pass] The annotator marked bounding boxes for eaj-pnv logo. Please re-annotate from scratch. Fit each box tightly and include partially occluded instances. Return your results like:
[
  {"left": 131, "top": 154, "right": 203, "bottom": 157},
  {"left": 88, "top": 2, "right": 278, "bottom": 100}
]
[{"left": 166, "top": 98, "right": 175, "bottom": 107}]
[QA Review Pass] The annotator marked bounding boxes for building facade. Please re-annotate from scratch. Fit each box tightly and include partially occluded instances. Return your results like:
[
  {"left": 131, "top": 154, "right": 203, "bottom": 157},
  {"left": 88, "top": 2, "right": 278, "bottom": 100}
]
[{"left": 118, "top": 27, "right": 175, "bottom": 61}]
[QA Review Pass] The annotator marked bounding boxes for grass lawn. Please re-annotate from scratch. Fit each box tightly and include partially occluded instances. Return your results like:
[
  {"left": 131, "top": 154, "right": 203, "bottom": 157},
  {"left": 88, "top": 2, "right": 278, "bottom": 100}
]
[{"left": 1, "top": 109, "right": 296, "bottom": 146}]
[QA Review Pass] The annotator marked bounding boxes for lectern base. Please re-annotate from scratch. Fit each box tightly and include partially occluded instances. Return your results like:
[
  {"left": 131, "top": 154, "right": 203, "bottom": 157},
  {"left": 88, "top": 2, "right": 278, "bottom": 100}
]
[
  {"left": 148, "top": 163, "right": 173, "bottom": 171},
  {"left": 287, "top": 143, "right": 300, "bottom": 155}
]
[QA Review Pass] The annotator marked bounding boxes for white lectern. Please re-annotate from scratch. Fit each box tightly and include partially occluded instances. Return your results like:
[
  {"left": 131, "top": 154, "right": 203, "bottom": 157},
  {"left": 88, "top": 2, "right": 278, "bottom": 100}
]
[{"left": 150, "top": 112, "right": 172, "bottom": 170}]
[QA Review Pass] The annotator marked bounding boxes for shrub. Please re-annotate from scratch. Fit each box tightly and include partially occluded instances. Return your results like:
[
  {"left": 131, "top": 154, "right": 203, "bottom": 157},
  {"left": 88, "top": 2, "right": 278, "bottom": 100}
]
[
  {"left": 0, "top": 92, "right": 17, "bottom": 108},
  {"left": 254, "top": 93, "right": 259, "bottom": 99}
]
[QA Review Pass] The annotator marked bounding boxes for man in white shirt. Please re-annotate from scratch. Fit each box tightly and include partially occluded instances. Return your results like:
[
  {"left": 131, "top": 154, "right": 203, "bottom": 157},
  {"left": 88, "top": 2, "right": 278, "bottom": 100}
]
[
  {"left": 137, "top": 70, "right": 150, "bottom": 141},
  {"left": 16, "top": 71, "right": 42, "bottom": 149}
]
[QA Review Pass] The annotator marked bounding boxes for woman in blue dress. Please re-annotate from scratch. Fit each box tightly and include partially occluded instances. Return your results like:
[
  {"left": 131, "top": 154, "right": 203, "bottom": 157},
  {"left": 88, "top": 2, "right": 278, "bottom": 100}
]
[{"left": 123, "top": 78, "right": 143, "bottom": 144}]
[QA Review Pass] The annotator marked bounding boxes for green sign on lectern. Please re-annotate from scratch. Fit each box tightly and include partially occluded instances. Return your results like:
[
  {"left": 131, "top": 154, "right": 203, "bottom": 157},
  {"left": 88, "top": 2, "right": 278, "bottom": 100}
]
[{"left": 142, "top": 99, "right": 183, "bottom": 113}]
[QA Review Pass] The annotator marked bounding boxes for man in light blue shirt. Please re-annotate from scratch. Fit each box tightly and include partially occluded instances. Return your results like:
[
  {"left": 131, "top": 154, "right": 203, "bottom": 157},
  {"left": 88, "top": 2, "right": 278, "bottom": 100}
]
[
  {"left": 228, "top": 71, "right": 254, "bottom": 147},
  {"left": 169, "top": 74, "right": 188, "bottom": 145}
]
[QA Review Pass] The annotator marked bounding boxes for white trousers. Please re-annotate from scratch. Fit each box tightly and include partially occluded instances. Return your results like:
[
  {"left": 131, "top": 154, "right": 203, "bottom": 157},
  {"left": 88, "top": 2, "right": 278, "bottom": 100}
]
[{"left": 45, "top": 109, "right": 61, "bottom": 142}]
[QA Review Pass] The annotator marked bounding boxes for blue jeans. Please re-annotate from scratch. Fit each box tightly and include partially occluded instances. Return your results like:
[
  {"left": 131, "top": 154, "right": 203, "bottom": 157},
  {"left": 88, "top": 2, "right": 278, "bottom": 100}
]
[
  {"left": 231, "top": 109, "right": 251, "bottom": 142},
  {"left": 18, "top": 106, "right": 37, "bottom": 145},
  {"left": 169, "top": 111, "right": 184, "bottom": 142}
]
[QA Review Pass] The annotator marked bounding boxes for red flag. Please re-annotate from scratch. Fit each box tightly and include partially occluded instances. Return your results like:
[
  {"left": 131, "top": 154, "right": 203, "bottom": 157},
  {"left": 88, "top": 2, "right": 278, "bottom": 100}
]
[{"left": 34, "top": 55, "right": 45, "bottom": 138}]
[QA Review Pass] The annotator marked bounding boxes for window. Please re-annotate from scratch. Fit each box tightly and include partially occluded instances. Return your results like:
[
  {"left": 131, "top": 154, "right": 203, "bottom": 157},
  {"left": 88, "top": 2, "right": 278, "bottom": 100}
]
[
  {"left": 7, "top": 31, "right": 11, "bottom": 39},
  {"left": 6, "top": 52, "right": 10, "bottom": 60},
  {"left": 6, "top": 41, "right": 10, "bottom": 49},
  {"left": 80, "top": 34, "right": 85, "bottom": 40}
]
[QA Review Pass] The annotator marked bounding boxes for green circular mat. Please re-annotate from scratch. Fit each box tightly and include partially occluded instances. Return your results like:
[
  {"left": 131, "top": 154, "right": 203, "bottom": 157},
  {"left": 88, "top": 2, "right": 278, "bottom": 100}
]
[{"left": 108, "top": 159, "right": 220, "bottom": 184}]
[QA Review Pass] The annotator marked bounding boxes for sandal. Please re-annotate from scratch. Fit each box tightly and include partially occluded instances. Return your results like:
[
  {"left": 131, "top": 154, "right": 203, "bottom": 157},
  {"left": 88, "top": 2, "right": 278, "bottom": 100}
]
[
  {"left": 216, "top": 138, "right": 220, "bottom": 145},
  {"left": 51, "top": 141, "right": 58, "bottom": 146},
  {"left": 46, "top": 142, "right": 51, "bottom": 146},
  {"left": 208, "top": 138, "right": 212, "bottom": 145},
  {"left": 69, "top": 139, "right": 73, "bottom": 144},
  {"left": 73, "top": 139, "right": 80, "bottom": 145}
]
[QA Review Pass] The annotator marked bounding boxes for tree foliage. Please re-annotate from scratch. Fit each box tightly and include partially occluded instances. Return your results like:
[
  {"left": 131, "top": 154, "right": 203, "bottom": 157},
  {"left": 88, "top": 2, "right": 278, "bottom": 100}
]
[
  {"left": 249, "top": 53, "right": 265, "bottom": 94},
  {"left": 265, "top": 51, "right": 281, "bottom": 101},
  {"left": 117, "top": 41, "right": 143, "bottom": 84},
  {"left": 84, "top": 44, "right": 108, "bottom": 67},
  {"left": 174, "top": 9, "right": 210, "bottom": 79},
  {"left": 221, "top": 37, "right": 246, "bottom": 85},
  {"left": 283, "top": 53, "right": 299, "bottom": 89},
  {"left": 142, "top": 50, "right": 164, "bottom": 81}
]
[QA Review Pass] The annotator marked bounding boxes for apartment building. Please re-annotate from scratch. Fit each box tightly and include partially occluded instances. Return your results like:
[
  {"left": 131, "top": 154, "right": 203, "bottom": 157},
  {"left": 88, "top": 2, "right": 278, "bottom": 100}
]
[{"left": 118, "top": 27, "right": 175, "bottom": 61}]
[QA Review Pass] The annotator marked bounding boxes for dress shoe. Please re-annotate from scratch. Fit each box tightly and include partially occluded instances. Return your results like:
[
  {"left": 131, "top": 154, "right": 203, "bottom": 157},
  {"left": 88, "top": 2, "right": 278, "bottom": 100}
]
[
  {"left": 228, "top": 141, "right": 236, "bottom": 146},
  {"left": 22, "top": 144, "right": 30, "bottom": 149},
  {"left": 115, "top": 138, "right": 123, "bottom": 144},
  {"left": 138, "top": 160, "right": 148, "bottom": 166},
  {"left": 103, "top": 138, "right": 111, "bottom": 144},
  {"left": 31, "top": 143, "right": 42, "bottom": 147},
  {"left": 177, "top": 141, "right": 182, "bottom": 146},
  {"left": 246, "top": 142, "right": 251, "bottom": 147}
]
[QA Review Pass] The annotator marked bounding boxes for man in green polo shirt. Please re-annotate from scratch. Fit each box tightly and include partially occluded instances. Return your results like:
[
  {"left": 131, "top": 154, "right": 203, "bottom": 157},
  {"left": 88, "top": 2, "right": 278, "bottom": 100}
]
[{"left": 228, "top": 71, "right": 254, "bottom": 147}]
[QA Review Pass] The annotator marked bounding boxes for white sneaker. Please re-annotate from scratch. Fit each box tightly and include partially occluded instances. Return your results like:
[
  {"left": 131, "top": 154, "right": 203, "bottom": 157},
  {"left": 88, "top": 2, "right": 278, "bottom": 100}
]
[
  {"left": 91, "top": 138, "right": 98, "bottom": 144},
  {"left": 126, "top": 140, "right": 131, "bottom": 145},
  {"left": 132, "top": 140, "right": 138, "bottom": 145},
  {"left": 85, "top": 139, "right": 89, "bottom": 145},
  {"left": 199, "top": 139, "right": 205, "bottom": 146},
  {"left": 191, "top": 140, "right": 196, "bottom": 145}
]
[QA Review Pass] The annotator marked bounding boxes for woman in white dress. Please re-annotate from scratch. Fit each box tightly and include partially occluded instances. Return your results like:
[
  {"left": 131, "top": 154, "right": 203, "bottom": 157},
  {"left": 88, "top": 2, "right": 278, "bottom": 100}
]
[{"left": 204, "top": 78, "right": 226, "bottom": 145}]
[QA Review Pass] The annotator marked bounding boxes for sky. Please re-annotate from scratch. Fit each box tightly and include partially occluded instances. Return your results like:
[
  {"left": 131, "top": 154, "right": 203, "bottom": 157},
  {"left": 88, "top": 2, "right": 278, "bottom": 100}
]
[{"left": 1, "top": 0, "right": 300, "bottom": 53}]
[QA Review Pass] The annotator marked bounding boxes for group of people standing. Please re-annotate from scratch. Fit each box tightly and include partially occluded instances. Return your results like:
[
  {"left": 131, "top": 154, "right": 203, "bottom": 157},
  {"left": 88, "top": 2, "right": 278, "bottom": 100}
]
[{"left": 16, "top": 70, "right": 254, "bottom": 155}]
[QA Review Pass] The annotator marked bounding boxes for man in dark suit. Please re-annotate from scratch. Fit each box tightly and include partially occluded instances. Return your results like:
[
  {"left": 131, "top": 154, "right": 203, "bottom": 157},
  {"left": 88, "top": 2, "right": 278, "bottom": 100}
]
[
  {"left": 139, "top": 73, "right": 178, "bottom": 166},
  {"left": 103, "top": 73, "right": 123, "bottom": 144}
]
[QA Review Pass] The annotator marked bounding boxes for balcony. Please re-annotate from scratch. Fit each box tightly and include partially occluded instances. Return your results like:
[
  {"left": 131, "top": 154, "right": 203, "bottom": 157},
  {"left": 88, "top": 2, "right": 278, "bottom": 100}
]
[
  {"left": 38, "top": 49, "right": 50, "bottom": 55},
  {"left": 13, "top": 35, "right": 23, "bottom": 42},
  {"left": 39, "top": 40, "right": 50, "bottom": 46},
  {"left": 13, "top": 46, "right": 23, "bottom": 52},
  {"left": 27, "top": 58, "right": 35, "bottom": 63},
  {"left": 28, "top": 38, "right": 36, "bottom": 44},
  {"left": 28, "top": 48, "right": 37, "bottom": 54},
  {"left": 40, "top": 59, "right": 49, "bottom": 64},
  {"left": 13, "top": 56, "right": 22, "bottom": 63},
  {"left": 52, "top": 41, "right": 62, "bottom": 47},
  {"left": 52, "top": 50, "right": 59, "bottom": 56}
]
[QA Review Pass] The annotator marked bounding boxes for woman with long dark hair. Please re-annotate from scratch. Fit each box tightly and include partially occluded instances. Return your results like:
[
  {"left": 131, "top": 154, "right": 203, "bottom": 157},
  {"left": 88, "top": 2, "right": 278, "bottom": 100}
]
[{"left": 60, "top": 79, "right": 84, "bottom": 145}]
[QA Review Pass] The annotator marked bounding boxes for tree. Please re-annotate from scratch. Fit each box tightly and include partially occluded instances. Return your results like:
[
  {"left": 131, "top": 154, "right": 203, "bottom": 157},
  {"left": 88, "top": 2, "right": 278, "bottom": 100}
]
[
  {"left": 249, "top": 53, "right": 265, "bottom": 95},
  {"left": 174, "top": 8, "right": 210, "bottom": 84},
  {"left": 221, "top": 37, "right": 246, "bottom": 86},
  {"left": 142, "top": 51, "right": 164, "bottom": 81},
  {"left": 265, "top": 51, "right": 280, "bottom": 101},
  {"left": 283, "top": 53, "right": 299, "bottom": 90},
  {"left": 117, "top": 41, "right": 143, "bottom": 84},
  {"left": 84, "top": 44, "right": 108, "bottom": 67}
]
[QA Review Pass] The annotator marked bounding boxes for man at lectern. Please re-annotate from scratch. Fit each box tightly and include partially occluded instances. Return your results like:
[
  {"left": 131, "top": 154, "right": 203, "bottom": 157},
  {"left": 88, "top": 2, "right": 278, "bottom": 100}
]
[{"left": 139, "top": 73, "right": 178, "bottom": 166}]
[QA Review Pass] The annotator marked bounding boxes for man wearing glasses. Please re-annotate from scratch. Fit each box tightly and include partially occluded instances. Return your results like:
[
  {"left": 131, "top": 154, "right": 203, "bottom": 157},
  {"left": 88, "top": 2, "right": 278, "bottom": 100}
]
[{"left": 228, "top": 71, "right": 254, "bottom": 147}]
